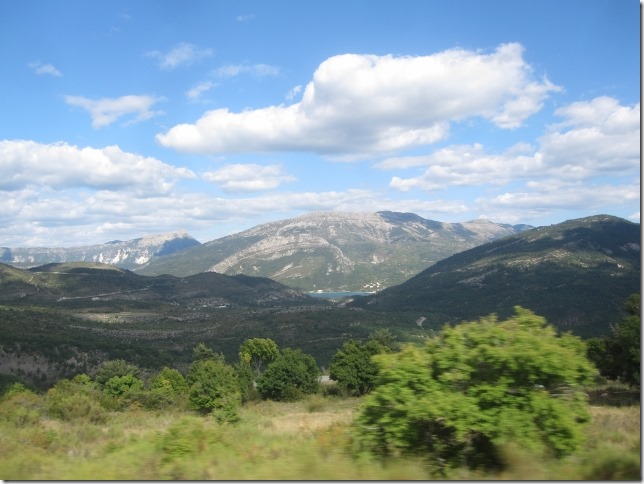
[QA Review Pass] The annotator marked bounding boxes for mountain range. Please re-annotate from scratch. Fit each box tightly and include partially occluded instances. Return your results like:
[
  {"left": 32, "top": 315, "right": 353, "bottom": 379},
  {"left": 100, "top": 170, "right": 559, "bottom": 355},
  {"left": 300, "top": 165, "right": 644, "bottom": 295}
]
[
  {"left": 135, "top": 211, "right": 532, "bottom": 292},
  {"left": 0, "top": 261, "right": 310, "bottom": 308},
  {"left": 0, "top": 231, "right": 201, "bottom": 270},
  {"left": 350, "top": 214, "right": 641, "bottom": 338}
]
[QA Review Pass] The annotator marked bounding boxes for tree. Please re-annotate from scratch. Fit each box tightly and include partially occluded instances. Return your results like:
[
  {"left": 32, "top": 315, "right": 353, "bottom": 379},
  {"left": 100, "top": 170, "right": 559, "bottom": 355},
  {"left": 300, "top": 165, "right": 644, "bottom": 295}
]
[
  {"left": 104, "top": 374, "right": 143, "bottom": 398},
  {"left": 587, "top": 293, "right": 641, "bottom": 388},
  {"left": 256, "top": 348, "right": 320, "bottom": 401},
  {"left": 92, "top": 359, "right": 140, "bottom": 387},
  {"left": 192, "top": 342, "right": 222, "bottom": 362},
  {"left": 239, "top": 338, "right": 280, "bottom": 377},
  {"left": 367, "top": 328, "right": 398, "bottom": 352},
  {"left": 187, "top": 358, "right": 241, "bottom": 422},
  {"left": 355, "top": 307, "right": 597, "bottom": 473},
  {"left": 329, "top": 339, "right": 381, "bottom": 396},
  {"left": 330, "top": 329, "right": 398, "bottom": 396},
  {"left": 151, "top": 367, "right": 189, "bottom": 395}
]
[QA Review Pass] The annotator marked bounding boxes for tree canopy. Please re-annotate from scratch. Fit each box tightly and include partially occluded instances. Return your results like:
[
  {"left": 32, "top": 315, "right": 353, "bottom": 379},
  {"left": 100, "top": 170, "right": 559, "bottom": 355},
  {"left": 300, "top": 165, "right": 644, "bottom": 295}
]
[
  {"left": 587, "top": 293, "right": 640, "bottom": 388},
  {"left": 256, "top": 348, "right": 319, "bottom": 401},
  {"left": 238, "top": 338, "right": 279, "bottom": 377},
  {"left": 355, "top": 307, "right": 597, "bottom": 472}
]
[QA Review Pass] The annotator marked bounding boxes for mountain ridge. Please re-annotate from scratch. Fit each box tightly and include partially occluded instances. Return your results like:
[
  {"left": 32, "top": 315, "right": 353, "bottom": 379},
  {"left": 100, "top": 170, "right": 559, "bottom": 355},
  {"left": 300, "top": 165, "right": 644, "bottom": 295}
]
[
  {"left": 0, "top": 231, "right": 201, "bottom": 270},
  {"left": 0, "top": 261, "right": 311, "bottom": 308},
  {"left": 136, "top": 211, "right": 533, "bottom": 291},
  {"left": 350, "top": 214, "right": 640, "bottom": 337}
]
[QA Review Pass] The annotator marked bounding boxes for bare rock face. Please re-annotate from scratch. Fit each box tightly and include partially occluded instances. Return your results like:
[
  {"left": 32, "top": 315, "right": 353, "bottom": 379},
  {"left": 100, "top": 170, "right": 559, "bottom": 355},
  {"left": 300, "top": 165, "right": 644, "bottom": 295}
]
[
  {"left": 1, "top": 231, "right": 201, "bottom": 270},
  {"left": 137, "top": 211, "right": 533, "bottom": 292}
]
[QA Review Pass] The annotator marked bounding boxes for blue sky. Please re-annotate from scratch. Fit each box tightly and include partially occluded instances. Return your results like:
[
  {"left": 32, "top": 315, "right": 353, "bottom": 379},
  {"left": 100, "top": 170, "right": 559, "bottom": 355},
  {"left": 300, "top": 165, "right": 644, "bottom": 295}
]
[{"left": 0, "top": 0, "right": 639, "bottom": 247}]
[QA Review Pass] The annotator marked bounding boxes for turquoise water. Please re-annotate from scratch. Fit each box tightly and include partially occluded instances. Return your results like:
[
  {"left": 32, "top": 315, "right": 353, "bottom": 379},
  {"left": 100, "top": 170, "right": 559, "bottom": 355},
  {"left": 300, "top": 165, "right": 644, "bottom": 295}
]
[{"left": 307, "top": 291, "right": 373, "bottom": 299}]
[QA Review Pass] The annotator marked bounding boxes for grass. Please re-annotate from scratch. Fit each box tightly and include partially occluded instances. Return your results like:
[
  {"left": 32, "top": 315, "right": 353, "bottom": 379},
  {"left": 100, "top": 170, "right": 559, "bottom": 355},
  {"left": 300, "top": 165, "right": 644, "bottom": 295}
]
[{"left": 0, "top": 389, "right": 640, "bottom": 480}]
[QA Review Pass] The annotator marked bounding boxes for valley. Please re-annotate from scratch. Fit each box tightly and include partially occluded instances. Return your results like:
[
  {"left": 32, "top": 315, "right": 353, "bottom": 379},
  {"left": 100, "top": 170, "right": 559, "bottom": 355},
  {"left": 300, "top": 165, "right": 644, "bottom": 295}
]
[{"left": 0, "top": 213, "right": 640, "bottom": 389}]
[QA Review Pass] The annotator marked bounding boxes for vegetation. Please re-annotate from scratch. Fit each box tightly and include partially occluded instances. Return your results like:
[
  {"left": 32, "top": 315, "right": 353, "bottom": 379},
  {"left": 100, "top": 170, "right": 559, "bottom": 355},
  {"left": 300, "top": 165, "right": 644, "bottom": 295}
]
[
  {"left": 0, "top": 379, "right": 639, "bottom": 480},
  {"left": 256, "top": 348, "right": 320, "bottom": 401},
  {"left": 329, "top": 329, "right": 397, "bottom": 396},
  {"left": 351, "top": 215, "right": 640, "bottom": 338},
  {"left": 587, "top": 294, "right": 641, "bottom": 389},
  {"left": 239, "top": 337, "right": 280, "bottom": 377},
  {"left": 186, "top": 347, "right": 241, "bottom": 422},
  {"left": 355, "top": 308, "right": 598, "bottom": 474}
]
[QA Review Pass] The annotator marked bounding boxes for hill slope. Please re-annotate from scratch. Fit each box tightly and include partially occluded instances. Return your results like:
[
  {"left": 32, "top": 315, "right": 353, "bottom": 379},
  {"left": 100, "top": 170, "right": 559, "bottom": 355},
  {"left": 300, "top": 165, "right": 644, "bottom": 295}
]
[
  {"left": 1, "top": 231, "right": 201, "bottom": 270},
  {"left": 350, "top": 215, "right": 641, "bottom": 337},
  {"left": 137, "top": 211, "right": 532, "bottom": 292},
  {"left": 0, "top": 261, "right": 309, "bottom": 308}
]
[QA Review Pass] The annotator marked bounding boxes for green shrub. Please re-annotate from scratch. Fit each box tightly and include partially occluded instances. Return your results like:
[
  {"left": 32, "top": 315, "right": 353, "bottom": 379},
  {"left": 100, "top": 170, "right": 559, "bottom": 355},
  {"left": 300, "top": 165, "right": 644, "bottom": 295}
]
[
  {"left": 93, "top": 359, "right": 140, "bottom": 387},
  {"left": 187, "top": 358, "right": 241, "bottom": 423},
  {"left": 256, "top": 348, "right": 320, "bottom": 402},
  {"left": 45, "top": 377, "right": 108, "bottom": 423},
  {"left": 329, "top": 339, "right": 382, "bottom": 396},
  {"left": 0, "top": 383, "right": 44, "bottom": 426},
  {"left": 104, "top": 374, "right": 144, "bottom": 398},
  {"left": 355, "top": 307, "right": 597, "bottom": 473}
]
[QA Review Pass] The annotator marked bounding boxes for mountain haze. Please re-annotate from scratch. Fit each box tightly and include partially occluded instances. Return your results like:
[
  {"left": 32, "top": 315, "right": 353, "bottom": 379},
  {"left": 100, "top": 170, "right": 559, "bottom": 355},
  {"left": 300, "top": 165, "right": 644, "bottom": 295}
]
[
  {"left": 137, "top": 211, "right": 532, "bottom": 292},
  {"left": 1, "top": 231, "right": 201, "bottom": 270},
  {"left": 351, "top": 215, "right": 641, "bottom": 337}
]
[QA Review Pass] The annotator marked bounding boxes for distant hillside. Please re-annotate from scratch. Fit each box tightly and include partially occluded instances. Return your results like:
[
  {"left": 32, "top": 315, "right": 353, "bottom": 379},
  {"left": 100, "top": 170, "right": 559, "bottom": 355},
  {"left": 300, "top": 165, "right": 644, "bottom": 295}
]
[
  {"left": 0, "top": 231, "right": 201, "bottom": 270},
  {"left": 0, "top": 261, "right": 310, "bottom": 308},
  {"left": 350, "top": 215, "right": 641, "bottom": 337},
  {"left": 137, "top": 211, "right": 532, "bottom": 292}
]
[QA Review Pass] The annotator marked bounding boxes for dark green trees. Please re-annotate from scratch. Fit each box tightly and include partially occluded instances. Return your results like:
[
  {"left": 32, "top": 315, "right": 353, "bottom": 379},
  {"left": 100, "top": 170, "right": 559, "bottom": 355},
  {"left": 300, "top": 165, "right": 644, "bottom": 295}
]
[
  {"left": 355, "top": 308, "right": 597, "bottom": 472},
  {"left": 256, "top": 348, "right": 320, "bottom": 401},
  {"left": 187, "top": 347, "right": 241, "bottom": 422},
  {"left": 587, "top": 293, "right": 641, "bottom": 388}
]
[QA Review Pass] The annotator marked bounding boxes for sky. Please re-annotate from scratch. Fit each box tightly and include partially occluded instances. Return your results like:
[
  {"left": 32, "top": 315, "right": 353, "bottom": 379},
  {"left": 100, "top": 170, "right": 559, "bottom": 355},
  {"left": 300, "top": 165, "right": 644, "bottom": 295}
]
[{"left": 0, "top": 0, "right": 640, "bottom": 247}]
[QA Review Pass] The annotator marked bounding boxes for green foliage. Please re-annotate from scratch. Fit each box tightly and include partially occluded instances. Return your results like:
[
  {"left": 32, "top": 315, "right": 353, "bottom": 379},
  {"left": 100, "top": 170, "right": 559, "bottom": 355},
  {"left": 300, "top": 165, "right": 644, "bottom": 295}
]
[
  {"left": 104, "top": 374, "right": 144, "bottom": 398},
  {"left": 355, "top": 307, "right": 597, "bottom": 472},
  {"left": 145, "top": 367, "right": 189, "bottom": 409},
  {"left": 46, "top": 377, "right": 107, "bottom": 423},
  {"left": 187, "top": 358, "right": 241, "bottom": 422},
  {"left": 0, "top": 384, "right": 43, "bottom": 426},
  {"left": 256, "top": 348, "right": 320, "bottom": 401},
  {"left": 587, "top": 294, "right": 640, "bottom": 388},
  {"left": 329, "top": 340, "right": 381, "bottom": 396},
  {"left": 330, "top": 329, "right": 398, "bottom": 396},
  {"left": 1, "top": 381, "right": 34, "bottom": 399},
  {"left": 93, "top": 359, "right": 141, "bottom": 386},
  {"left": 235, "top": 361, "right": 259, "bottom": 403},
  {"left": 151, "top": 367, "right": 188, "bottom": 393},
  {"left": 239, "top": 337, "right": 280, "bottom": 376},
  {"left": 367, "top": 328, "right": 398, "bottom": 352},
  {"left": 192, "top": 342, "right": 222, "bottom": 362}
]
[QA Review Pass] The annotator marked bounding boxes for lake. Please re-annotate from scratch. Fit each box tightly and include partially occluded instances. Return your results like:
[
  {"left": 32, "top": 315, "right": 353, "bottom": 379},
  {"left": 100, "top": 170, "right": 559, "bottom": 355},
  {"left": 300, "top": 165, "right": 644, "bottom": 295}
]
[{"left": 307, "top": 291, "right": 374, "bottom": 299}]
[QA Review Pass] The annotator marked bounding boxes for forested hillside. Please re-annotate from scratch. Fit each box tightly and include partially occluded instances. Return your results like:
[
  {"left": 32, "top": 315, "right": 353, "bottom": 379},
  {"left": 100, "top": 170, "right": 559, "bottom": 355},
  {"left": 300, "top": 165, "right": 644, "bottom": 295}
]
[{"left": 351, "top": 215, "right": 640, "bottom": 337}]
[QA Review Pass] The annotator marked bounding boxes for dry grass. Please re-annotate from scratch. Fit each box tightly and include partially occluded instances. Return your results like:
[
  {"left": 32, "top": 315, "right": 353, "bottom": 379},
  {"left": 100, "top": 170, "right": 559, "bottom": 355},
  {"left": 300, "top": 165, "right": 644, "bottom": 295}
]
[{"left": 0, "top": 388, "right": 639, "bottom": 480}]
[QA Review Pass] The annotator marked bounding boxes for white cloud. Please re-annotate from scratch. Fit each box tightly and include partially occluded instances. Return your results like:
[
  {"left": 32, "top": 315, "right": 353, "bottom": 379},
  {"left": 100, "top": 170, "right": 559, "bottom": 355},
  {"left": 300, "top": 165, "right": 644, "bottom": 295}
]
[
  {"left": 0, "top": 183, "right": 468, "bottom": 247},
  {"left": 538, "top": 96, "right": 640, "bottom": 178},
  {"left": 186, "top": 81, "right": 216, "bottom": 100},
  {"left": 212, "top": 63, "right": 279, "bottom": 78},
  {"left": 157, "top": 43, "right": 560, "bottom": 157},
  {"left": 203, "top": 163, "right": 296, "bottom": 192},
  {"left": 65, "top": 94, "right": 165, "bottom": 128},
  {"left": 29, "top": 62, "right": 62, "bottom": 77},
  {"left": 384, "top": 97, "right": 640, "bottom": 191},
  {"left": 146, "top": 42, "right": 213, "bottom": 70},
  {"left": 286, "top": 85, "right": 302, "bottom": 101},
  {"left": 384, "top": 143, "right": 539, "bottom": 191},
  {"left": 476, "top": 180, "right": 641, "bottom": 222},
  {"left": 0, "top": 140, "right": 194, "bottom": 193}
]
